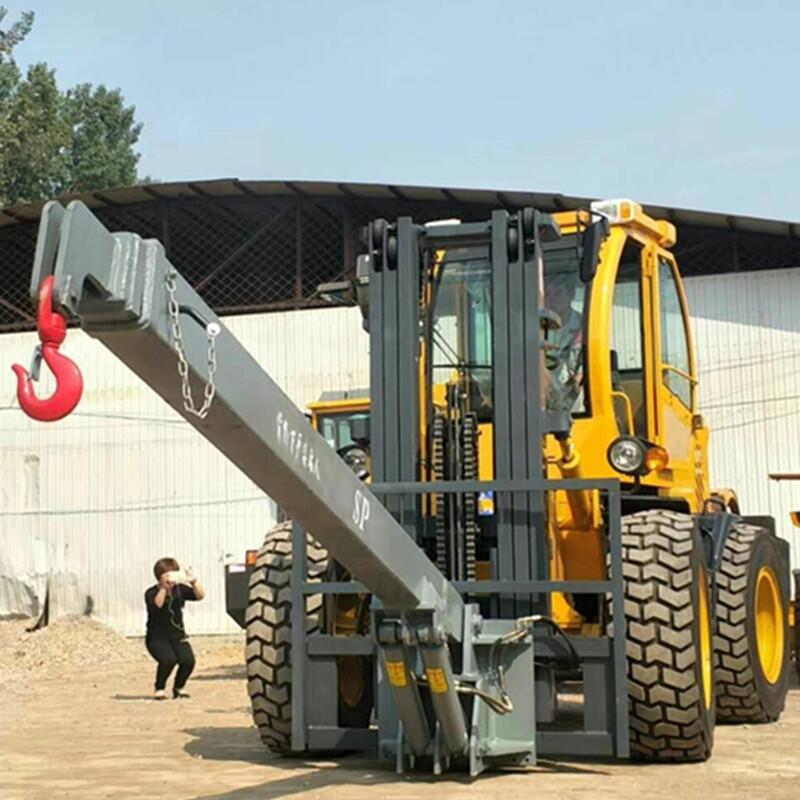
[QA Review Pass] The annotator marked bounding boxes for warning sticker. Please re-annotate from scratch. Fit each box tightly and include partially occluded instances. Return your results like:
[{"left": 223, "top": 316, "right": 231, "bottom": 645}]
[
  {"left": 385, "top": 660, "right": 407, "bottom": 688},
  {"left": 425, "top": 667, "right": 448, "bottom": 694}
]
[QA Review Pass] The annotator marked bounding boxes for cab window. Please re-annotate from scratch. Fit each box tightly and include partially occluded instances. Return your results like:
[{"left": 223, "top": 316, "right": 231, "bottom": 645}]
[
  {"left": 658, "top": 259, "right": 692, "bottom": 409},
  {"left": 543, "top": 241, "right": 588, "bottom": 415},
  {"left": 610, "top": 239, "right": 647, "bottom": 437}
]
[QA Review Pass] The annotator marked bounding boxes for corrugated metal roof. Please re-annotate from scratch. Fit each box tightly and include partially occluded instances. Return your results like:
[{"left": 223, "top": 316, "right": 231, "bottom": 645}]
[{"left": 2, "top": 178, "right": 799, "bottom": 238}]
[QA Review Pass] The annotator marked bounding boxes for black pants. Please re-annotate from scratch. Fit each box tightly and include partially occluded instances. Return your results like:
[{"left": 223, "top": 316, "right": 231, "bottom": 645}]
[{"left": 146, "top": 637, "right": 195, "bottom": 692}]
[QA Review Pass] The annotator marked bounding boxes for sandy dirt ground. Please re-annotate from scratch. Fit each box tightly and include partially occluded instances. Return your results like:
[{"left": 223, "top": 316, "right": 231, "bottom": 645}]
[{"left": 1, "top": 618, "right": 799, "bottom": 800}]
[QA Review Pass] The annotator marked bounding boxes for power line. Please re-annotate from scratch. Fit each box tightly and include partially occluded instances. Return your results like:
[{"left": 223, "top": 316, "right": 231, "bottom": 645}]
[
  {"left": 701, "top": 394, "right": 800, "bottom": 411},
  {"left": 698, "top": 347, "right": 800, "bottom": 376},
  {"left": 0, "top": 406, "right": 185, "bottom": 427},
  {"left": 712, "top": 407, "right": 800, "bottom": 433},
  {"left": 0, "top": 494, "right": 269, "bottom": 518}
]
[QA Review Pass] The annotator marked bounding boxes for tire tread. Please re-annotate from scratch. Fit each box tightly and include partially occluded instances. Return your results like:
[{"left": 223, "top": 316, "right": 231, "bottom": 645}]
[
  {"left": 618, "top": 510, "right": 713, "bottom": 761},
  {"left": 245, "top": 521, "right": 327, "bottom": 752}
]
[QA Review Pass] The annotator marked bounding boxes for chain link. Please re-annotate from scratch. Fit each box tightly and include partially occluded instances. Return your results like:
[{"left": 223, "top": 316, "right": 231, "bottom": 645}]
[{"left": 165, "top": 270, "right": 219, "bottom": 420}]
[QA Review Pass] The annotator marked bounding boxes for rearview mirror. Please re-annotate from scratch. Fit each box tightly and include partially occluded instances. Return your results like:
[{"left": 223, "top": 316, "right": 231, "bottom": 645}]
[{"left": 579, "top": 218, "right": 609, "bottom": 284}]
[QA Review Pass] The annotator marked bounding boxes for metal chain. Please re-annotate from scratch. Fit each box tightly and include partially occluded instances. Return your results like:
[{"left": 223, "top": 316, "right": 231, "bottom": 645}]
[{"left": 165, "top": 270, "right": 219, "bottom": 420}]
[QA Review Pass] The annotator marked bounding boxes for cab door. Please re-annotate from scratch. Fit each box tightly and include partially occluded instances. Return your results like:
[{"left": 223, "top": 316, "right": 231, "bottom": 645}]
[{"left": 652, "top": 253, "right": 696, "bottom": 471}]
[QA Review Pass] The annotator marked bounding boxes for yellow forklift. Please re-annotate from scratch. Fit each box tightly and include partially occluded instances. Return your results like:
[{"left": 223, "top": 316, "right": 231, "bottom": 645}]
[{"left": 244, "top": 200, "right": 791, "bottom": 761}]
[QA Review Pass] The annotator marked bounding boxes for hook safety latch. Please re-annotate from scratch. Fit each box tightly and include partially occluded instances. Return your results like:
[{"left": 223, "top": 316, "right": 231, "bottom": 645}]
[{"left": 11, "top": 276, "right": 84, "bottom": 422}]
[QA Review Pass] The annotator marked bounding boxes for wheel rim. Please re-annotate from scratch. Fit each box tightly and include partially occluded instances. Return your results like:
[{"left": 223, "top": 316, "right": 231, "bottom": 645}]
[
  {"left": 338, "top": 655, "right": 368, "bottom": 708},
  {"left": 698, "top": 569, "right": 713, "bottom": 710},
  {"left": 331, "top": 588, "right": 370, "bottom": 710},
  {"left": 755, "top": 566, "right": 784, "bottom": 684}
]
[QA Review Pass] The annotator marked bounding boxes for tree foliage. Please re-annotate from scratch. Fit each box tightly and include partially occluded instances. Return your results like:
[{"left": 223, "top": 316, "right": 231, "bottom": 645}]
[{"left": 0, "top": 8, "right": 144, "bottom": 207}]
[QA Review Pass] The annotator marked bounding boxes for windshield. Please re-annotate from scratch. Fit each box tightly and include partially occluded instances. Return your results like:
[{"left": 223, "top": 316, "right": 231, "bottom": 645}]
[
  {"left": 430, "top": 247, "right": 493, "bottom": 417},
  {"left": 317, "top": 410, "right": 370, "bottom": 451},
  {"left": 428, "top": 238, "right": 587, "bottom": 418}
]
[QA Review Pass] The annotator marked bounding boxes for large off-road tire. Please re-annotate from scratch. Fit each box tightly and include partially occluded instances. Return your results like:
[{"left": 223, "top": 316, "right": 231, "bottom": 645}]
[
  {"left": 245, "top": 521, "right": 327, "bottom": 752},
  {"left": 714, "top": 523, "right": 790, "bottom": 723},
  {"left": 619, "top": 510, "right": 715, "bottom": 761}
]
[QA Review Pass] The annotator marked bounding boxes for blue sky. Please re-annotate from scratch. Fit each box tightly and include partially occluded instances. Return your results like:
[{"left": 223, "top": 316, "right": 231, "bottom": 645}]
[{"left": 7, "top": 1, "right": 800, "bottom": 220}]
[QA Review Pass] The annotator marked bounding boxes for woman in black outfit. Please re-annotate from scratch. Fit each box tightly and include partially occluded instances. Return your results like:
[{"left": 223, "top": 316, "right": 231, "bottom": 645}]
[{"left": 145, "top": 557, "right": 205, "bottom": 700}]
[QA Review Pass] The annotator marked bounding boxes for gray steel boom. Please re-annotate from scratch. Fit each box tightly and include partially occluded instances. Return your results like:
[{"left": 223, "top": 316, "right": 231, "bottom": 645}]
[{"left": 34, "top": 200, "right": 463, "bottom": 637}]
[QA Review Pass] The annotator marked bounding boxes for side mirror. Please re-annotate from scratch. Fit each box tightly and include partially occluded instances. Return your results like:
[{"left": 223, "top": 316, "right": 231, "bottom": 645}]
[
  {"left": 317, "top": 280, "right": 355, "bottom": 306},
  {"left": 579, "top": 218, "right": 609, "bottom": 284},
  {"left": 355, "top": 254, "right": 371, "bottom": 332}
]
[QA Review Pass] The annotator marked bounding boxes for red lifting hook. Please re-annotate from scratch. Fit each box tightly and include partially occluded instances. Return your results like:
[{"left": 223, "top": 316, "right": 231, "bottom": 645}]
[{"left": 11, "top": 276, "right": 83, "bottom": 422}]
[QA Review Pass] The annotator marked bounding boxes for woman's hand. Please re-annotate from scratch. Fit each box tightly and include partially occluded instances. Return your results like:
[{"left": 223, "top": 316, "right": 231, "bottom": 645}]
[
  {"left": 154, "top": 579, "right": 172, "bottom": 608},
  {"left": 185, "top": 567, "right": 206, "bottom": 601}
]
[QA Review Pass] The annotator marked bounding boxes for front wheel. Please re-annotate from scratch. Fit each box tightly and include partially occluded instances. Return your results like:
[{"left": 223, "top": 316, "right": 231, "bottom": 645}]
[{"left": 618, "top": 510, "right": 715, "bottom": 761}]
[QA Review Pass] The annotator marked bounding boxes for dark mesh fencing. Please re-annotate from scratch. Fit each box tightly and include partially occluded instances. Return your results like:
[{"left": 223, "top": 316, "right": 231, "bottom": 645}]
[
  {"left": 674, "top": 226, "right": 800, "bottom": 276},
  {"left": 1, "top": 195, "right": 799, "bottom": 332},
  {"left": 0, "top": 225, "right": 36, "bottom": 328},
  {"left": 0, "top": 197, "right": 358, "bottom": 331}
]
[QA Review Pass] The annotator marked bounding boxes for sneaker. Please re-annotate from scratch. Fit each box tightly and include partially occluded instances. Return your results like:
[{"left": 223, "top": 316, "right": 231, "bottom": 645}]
[
  {"left": 173, "top": 688, "right": 190, "bottom": 699},
  {"left": 154, "top": 689, "right": 167, "bottom": 701}
]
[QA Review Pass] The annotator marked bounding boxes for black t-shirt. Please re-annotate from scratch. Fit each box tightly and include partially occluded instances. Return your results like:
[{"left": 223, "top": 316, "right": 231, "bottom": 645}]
[{"left": 145, "top": 583, "right": 198, "bottom": 640}]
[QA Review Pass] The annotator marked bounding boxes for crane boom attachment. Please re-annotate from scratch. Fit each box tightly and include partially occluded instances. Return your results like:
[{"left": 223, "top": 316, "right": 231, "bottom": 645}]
[{"left": 32, "top": 200, "right": 464, "bottom": 637}]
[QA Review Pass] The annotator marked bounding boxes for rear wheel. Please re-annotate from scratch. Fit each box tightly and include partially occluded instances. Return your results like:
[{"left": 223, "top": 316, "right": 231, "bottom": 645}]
[
  {"left": 714, "top": 523, "right": 790, "bottom": 723},
  {"left": 245, "top": 521, "right": 327, "bottom": 752},
  {"left": 618, "top": 510, "right": 715, "bottom": 761},
  {"left": 245, "top": 521, "right": 373, "bottom": 753}
]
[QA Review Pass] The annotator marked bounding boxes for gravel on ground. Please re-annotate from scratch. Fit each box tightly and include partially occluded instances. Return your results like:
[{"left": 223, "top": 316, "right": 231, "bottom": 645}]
[{"left": 1, "top": 616, "right": 798, "bottom": 800}]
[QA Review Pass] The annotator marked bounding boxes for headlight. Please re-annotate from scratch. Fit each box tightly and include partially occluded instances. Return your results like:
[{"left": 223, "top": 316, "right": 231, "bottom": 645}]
[
  {"left": 607, "top": 437, "right": 670, "bottom": 476},
  {"left": 607, "top": 436, "right": 647, "bottom": 475},
  {"left": 337, "top": 444, "right": 370, "bottom": 480}
]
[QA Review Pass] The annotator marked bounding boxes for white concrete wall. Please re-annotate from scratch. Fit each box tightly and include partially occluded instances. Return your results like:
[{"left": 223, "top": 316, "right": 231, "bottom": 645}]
[
  {"left": 685, "top": 267, "right": 800, "bottom": 565},
  {"left": 1, "top": 267, "right": 799, "bottom": 634},
  {"left": 0, "top": 306, "right": 369, "bottom": 635}
]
